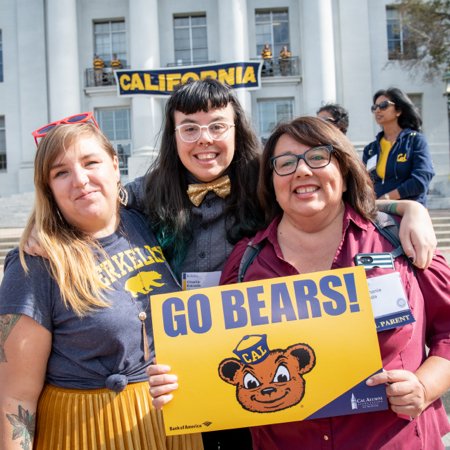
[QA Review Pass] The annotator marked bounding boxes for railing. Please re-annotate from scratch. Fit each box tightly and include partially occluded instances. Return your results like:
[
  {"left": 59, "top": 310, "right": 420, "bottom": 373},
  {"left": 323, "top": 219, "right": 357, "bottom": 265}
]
[
  {"left": 85, "top": 66, "right": 130, "bottom": 88},
  {"left": 253, "top": 56, "right": 300, "bottom": 77},
  {"left": 166, "top": 60, "right": 216, "bottom": 67}
]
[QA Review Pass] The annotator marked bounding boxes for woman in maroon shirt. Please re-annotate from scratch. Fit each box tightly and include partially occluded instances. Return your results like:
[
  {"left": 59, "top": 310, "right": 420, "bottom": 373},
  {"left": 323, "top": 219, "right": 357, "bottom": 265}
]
[{"left": 149, "top": 117, "right": 450, "bottom": 449}]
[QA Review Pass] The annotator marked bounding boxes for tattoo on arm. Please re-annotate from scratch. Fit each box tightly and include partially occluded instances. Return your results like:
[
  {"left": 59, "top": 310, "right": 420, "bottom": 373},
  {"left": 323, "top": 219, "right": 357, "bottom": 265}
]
[
  {"left": 6, "top": 405, "right": 36, "bottom": 450},
  {"left": 0, "top": 314, "right": 20, "bottom": 362},
  {"left": 378, "top": 201, "right": 398, "bottom": 215}
]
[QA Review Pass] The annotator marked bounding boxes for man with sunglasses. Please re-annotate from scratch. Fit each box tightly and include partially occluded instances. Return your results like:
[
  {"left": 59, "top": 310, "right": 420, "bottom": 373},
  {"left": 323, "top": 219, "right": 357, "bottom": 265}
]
[{"left": 363, "top": 87, "right": 434, "bottom": 206}]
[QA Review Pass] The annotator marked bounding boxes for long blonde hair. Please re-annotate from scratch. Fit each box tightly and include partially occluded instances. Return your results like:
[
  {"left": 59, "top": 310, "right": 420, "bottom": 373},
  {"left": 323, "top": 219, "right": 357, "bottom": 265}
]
[{"left": 19, "top": 123, "right": 119, "bottom": 316}]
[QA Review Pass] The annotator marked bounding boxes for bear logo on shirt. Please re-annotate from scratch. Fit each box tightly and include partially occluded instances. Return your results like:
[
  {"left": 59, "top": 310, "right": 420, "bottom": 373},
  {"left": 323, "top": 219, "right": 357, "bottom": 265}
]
[
  {"left": 125, "top": 271, "right": 164, "bottom": 297},
  {"left": 218, "top": 334, "right": 316, "bottom": 413}
]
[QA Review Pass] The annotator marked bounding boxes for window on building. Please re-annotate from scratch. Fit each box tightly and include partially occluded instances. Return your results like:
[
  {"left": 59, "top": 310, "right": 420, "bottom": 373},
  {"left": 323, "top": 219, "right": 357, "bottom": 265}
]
[
  {"left": 94, "top": 20, "right": 127, "bottom": 67},
  {"left": 0, "top": 116, "right": 6, "bottom": 171},
  {"left": 255, "top": 9, "right": 289, "bottom": 57},
  {"left": 386, "top": 6, "right": 417, "bottom": 60},
  {"left": 0, "top": 30, "right": 3, "bottom": 82},
  {"left": 173, "top": 14, "right": 208, "bottom": 65},
  {"left": 407, "top": 93, "right": 423, "bottom": 116},
  {"left": 258, "top": 98, "right": 294, "bottom": 143},
  {"left": 96, "top": 108, "right": 131, "bottom": 177}
]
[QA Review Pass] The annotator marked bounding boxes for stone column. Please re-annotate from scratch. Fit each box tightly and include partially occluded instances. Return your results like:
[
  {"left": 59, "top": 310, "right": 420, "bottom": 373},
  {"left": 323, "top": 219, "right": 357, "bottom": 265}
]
[
  {"left": 16, "top": 0, "right": 49, "bottom": 192},
  {"left": 127, "top": 0, "right": 162, "bottom": 180},
  {"left": 46, "top": 0, "right": 81, "bottom": 119},
  {"left": 217, "top": 0, "right": 252, "bottom": 113},
  {"left": 301, "top": 0, "right": 336, "bottom": 113}
]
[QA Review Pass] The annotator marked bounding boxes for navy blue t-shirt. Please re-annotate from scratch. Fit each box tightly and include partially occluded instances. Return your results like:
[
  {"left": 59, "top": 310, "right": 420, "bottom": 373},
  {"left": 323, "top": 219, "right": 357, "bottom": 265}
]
[{"left": 0, "top": 209, "right": 180, "bottom": 389}]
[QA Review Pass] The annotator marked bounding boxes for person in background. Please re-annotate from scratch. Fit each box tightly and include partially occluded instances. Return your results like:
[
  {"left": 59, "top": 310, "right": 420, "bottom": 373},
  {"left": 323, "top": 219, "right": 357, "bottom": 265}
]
[
  {"left": 278, "top": 45, "right": 292, "bottom": 76},
  {"left": 148, "top": 116, "right": 450, "bottom": 450},
  {"left": 363, "top": 87, "right": 435, "bottom": 205},
  {"left": 111, "top": 53, "right": 123, "bottom": 70},
  {"left": 261, "top": 43, "right": 273, "bottom": 76},
  {"left": 317, "top": 103, "right": 349, "bottom": 135},
  {"left": 0, "top": 118, "right": 202, "bottom": 450},
  {"left": 93, "top": 54, "right": 105, "bottom": 86}
]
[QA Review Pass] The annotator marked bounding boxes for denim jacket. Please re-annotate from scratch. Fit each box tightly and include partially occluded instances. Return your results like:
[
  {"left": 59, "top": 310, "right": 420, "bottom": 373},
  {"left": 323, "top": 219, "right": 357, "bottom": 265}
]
[{"left": 363, "top": 128, "right": 435, "bottom": 205}]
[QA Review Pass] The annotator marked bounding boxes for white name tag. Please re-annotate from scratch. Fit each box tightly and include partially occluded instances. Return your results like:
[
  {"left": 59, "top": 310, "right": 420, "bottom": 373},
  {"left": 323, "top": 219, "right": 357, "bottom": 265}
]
[
  {"left": 366, "top": 154, "right": 377, "bottom": 172},
  {"left": 367, "top": 272, "right": 415, "bottom": 332},
  {"left": 182, "top": 271, "right": 222, "bottom": 290}
]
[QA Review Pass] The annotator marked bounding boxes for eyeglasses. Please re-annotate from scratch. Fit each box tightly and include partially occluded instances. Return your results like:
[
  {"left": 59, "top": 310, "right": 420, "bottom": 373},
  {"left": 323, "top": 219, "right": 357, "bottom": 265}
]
[
  {"left": 370, "top": 100, "right": 395, "bottom": 113},
  {"left": 175, "top": 122, "right": 235, "bottom": 143},
  {"left": 271, "top": 145, "right": 334, "bottom": 176},
  {"left": 32, "top": 112, "right": 99, "bottom": 146}
]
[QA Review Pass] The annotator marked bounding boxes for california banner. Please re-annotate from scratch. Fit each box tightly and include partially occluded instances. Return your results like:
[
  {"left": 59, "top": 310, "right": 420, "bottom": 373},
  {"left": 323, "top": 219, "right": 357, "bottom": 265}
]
[{"left": 115, "top": 61, "right": 262, "bottom": 96}]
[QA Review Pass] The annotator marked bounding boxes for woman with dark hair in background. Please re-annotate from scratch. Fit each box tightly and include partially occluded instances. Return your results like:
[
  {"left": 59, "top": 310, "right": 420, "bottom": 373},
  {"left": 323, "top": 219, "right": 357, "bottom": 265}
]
[
  {"left": 317, "top": 103, "right": 349, "bottom": 134},
  {"left": 363, "top": 87, "right": 435, "bottom": 205}
]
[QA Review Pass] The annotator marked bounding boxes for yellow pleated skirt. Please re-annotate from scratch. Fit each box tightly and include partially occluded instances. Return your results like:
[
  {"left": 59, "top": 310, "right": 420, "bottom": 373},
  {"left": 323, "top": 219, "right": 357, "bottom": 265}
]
[{"left": 34, "top": 382, "right": 204, "bottom": 450}]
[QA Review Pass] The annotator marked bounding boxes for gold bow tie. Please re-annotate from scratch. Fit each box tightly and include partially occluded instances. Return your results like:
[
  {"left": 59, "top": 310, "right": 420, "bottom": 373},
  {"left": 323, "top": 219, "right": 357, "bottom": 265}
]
[{"left": 187, "top": 175, "right": 231, "bottom": 207}]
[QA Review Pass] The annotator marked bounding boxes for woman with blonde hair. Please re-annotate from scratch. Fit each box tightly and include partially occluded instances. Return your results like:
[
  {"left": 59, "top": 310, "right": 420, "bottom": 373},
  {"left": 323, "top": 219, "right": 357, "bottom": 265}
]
[{"left": 0, "top": 117, "right": 202, "bottom": 450}]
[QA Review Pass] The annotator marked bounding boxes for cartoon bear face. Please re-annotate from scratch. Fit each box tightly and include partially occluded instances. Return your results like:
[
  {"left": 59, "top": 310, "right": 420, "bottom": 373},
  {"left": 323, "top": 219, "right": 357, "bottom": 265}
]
[{"left": 218, "top": 343, "right": 316, "bottom": 413}]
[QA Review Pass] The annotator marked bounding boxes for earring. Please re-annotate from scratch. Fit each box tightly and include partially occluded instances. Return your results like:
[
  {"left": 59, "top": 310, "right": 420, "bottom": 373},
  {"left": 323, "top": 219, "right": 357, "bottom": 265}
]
[{"left": 118, "top": 183, "right": 128, "bottom": 206}]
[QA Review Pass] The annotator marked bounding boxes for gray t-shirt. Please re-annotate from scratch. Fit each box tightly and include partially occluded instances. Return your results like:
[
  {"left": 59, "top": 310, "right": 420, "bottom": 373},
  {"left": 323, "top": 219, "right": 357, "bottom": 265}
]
[{"left": 0, "top": 209, "right": 180, "bottom": 390}]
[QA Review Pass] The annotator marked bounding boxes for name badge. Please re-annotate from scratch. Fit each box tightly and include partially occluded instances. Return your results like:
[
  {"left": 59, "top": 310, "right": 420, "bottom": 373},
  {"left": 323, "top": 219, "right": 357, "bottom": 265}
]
[
  {"left": 355, "top": 252, "right": 395, "bottom": 269},
  {"left": 367, "top": 272, "right": 415, "bottom": 332},
  {"left": 182, "top": 271, "right": 222, "bottom": 290},
  {"left": 366, "top": 154, "right": 377, "bottom": 172}
]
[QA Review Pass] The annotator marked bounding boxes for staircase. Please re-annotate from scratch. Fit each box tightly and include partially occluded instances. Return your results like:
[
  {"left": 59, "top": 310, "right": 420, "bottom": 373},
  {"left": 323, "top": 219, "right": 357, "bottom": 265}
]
[
  {"left": 430, "top": 209, "right": 450, "bottom": 262},
  {"left": 0, "top": 203, "right": 449, "bottom": 277}
]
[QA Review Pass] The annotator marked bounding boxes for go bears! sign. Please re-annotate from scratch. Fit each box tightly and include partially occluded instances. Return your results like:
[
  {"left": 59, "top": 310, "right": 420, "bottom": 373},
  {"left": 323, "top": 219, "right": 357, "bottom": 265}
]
[{"left": 151, "top": 266, "right": 387, "bottom": 435}]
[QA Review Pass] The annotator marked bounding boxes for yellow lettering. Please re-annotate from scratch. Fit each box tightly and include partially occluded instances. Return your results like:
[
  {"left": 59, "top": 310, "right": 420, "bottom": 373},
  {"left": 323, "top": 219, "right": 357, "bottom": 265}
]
[
  {"left": 236, "top": 66, "right": 243, "bottom": 84},
  {"left": 111, "top": 251, "right": 133, "bottom": 275},
  {"left": 130, "top": 73, "right": 145, "bottom": 91},
  {"left": 218, "top": 68, "right": 235, "bottom": 86},
  {"left": 135, "top": 247, "right": 155, "bottom": 266},
  {"left": 181, "top": 72, "right": 200, "bottom": 84},
  {"left": 158, "top": 73, "right": 166, "bottom": 91},
  {"left": 144, "top": 73, "right": 158, "bottom": 91},
  {"left": 151, "top": 246, "right": 166, "bottom": 263},
  {"left": 96, "top": 266, "right": 111, "bottom": 287},
  {"left": 166, "top": 73, "right": 182, "bottom": 91},
  {"left": 242, "top": 66, "right": 256, "bottom": 84},
  {"left": 98, "top": 259, "right": 121, "bottom": 284},
  {"left": 256, "top": 345, "right": 267, "bottom": 357},
  {"left": 119, "top": 74, "right": 131, "bottom": 91},
  {"left": 200, "top": 70, "right": 217, "bottom": 80},
  {"left": 123, "top": 249, "right": 145, "bottom": 270},
  {"left": 242, "top": 353, "right": 252, "bottom": 363}
]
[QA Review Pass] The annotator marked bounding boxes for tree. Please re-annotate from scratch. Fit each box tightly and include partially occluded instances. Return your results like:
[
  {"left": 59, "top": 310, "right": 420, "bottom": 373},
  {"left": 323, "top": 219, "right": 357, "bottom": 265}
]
[{"left": 393, "top": 0, "right": 450, "bottom": 81}]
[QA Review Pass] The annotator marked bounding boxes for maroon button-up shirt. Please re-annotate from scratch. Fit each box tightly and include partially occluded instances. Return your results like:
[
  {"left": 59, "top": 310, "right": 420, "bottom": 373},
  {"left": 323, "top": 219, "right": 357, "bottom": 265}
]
[{"left": 220, "top": 204, "right": 450, "bottom": 450}]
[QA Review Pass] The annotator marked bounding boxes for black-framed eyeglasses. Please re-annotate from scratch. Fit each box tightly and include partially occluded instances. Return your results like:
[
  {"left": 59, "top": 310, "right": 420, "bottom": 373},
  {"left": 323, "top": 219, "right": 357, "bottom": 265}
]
[
  {"left": 370, "top": 100, "right": 395, "bottom": 113},
  {"left": 174, "top": 122, "right": 235, "bottom": 143},
  {"left": 270, "top": 145, "right": 334, "bottom": 176}
]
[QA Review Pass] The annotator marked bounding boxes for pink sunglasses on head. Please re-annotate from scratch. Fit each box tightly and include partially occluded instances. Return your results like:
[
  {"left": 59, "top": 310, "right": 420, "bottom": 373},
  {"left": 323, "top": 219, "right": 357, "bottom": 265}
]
[{"left": 32, "top": 112, "right": 99, "bottom": 146}]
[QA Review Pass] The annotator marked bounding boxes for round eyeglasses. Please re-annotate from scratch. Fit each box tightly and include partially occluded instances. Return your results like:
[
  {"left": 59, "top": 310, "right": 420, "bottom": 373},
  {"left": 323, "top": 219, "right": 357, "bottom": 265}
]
[
  {"left": 270, "top": 145, "right": 334, "bottom": 176},
  {"left": 370, "top": 100, "right": 395, "bottom": 113},
  {"left": 175, "top": 122, "right": 235, "bottom": 143}
]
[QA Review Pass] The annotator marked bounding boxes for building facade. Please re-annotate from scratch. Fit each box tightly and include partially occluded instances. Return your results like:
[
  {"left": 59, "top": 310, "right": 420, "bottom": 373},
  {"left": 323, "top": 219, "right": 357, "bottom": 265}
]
[{"left": 0, "top": 0, "right": 448, "bottom": 203}]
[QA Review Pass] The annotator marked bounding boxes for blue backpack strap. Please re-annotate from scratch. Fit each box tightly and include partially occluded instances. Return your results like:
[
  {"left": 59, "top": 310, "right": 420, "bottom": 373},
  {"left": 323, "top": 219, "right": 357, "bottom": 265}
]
[
  {"left": 238, "top": 241, "right": 264, "bottom": 282},
  {"left": 372, "top": 211, "right": 408, "bottom": 262}
]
